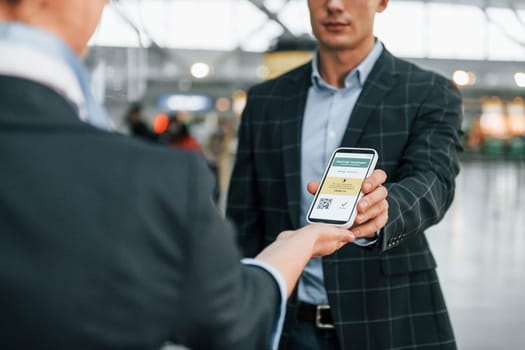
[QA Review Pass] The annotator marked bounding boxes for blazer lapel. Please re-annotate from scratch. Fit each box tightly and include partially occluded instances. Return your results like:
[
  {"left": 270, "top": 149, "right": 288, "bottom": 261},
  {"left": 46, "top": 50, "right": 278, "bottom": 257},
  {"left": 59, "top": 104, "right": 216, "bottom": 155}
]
[
  {"left": 280, "top": 64, "right": 312, "bottom": 229},
  {"left": 340, "top": 50, "right": 398, "bottom": 147}
]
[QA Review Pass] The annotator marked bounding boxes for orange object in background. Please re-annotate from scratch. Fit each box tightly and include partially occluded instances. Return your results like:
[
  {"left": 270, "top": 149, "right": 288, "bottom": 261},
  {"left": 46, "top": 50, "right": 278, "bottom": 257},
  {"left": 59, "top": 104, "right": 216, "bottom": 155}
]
[
  {"left": 153, "top": 113, "right": 169, "bottom": 134},
  {"left": 507, "top": 98, "right": 525, "bottom": 136},
  {"left": 480, "top": 97, "right": 508, "bottom": 140}
]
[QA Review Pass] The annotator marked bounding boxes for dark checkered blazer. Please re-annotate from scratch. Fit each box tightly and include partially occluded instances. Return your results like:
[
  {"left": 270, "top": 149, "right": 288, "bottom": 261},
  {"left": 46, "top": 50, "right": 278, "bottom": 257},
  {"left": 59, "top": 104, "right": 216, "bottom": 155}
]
[{"left": 227, "top": 48, "right": 463, "bottom": 350}]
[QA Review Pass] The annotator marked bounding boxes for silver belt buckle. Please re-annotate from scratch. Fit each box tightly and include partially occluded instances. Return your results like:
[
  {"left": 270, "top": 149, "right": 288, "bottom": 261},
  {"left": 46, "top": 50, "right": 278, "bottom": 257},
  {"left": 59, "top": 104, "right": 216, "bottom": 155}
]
[{"left": 315, "top": 305, "right": 334, "bottom": 329}]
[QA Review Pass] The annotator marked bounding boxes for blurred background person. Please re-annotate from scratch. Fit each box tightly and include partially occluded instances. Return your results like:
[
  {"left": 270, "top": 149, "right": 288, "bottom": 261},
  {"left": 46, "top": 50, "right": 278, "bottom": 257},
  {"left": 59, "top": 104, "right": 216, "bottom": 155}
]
[
  {"left": 163, "top": 113, "right": 221, "bottom": 202},
  {"left": 165, "top": 114, "right": 203, "bottom": 153},
  {"left": 125, "top": 101, "right": 158, "bottom": 142}
]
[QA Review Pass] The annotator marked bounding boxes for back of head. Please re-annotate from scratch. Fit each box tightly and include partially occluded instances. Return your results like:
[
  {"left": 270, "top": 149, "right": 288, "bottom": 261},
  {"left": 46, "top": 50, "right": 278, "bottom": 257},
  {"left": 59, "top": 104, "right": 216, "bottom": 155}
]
[{"left": 0, "top": 0, "right": 107, "bottom": 57}]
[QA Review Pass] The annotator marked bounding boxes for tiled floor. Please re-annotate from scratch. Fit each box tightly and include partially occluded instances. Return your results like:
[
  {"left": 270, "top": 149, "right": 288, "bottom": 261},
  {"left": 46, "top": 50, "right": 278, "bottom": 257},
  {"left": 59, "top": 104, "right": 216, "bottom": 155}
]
[
  {"left": 427, "top": 160, "right": 525, "bottom": 349},
  {"left": 166, "top": 159, "right": 525, "bottom": 350}
]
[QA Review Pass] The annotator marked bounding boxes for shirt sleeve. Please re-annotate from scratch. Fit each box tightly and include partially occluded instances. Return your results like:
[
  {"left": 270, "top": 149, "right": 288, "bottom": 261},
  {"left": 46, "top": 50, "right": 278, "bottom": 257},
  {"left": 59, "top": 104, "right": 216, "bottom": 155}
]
[{"left": 241, "top": 258, "right": 287, "bottom": 350}]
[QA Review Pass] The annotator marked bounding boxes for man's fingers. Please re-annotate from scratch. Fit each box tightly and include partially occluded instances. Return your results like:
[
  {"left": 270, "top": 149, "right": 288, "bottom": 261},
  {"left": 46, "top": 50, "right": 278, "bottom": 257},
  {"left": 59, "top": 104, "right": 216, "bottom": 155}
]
[
  {"left": 362, "top": 169, "right": 387, "bottom": 193},
  {"left": 307, "top": 181, "right": 320, "bottom": 195},
  {"left": 355, "top": 199, "right": 389, "bottom": 225},
  {"left": 358, "top": 185, "right": 388, "bottom": 212},
  {"left": 351, "top": 211, "right": 389, "bottom": 239}
]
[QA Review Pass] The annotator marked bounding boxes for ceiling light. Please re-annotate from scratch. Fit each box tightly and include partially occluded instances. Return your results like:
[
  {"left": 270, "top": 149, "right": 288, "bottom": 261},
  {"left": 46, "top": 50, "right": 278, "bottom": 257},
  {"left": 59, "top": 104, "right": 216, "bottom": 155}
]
[
  {"left": 514, "top": 72, "right": 525, "bottom": 88},
  {"left": 190, "top": 62, "right": 211, "bottom": 79},
  {"left": 452, "top": 70, "right": 475, "bottom": 87}
]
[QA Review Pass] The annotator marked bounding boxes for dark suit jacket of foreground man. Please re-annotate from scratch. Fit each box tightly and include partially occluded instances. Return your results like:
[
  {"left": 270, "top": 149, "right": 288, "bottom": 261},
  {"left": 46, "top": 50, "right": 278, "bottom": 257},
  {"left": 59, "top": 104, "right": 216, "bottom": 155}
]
[
  {"left": 228, "top": 49, "right": 462, "bottom": 349},
  {"left": 0, "top": 75, "right": 280, "bottom": 350}
]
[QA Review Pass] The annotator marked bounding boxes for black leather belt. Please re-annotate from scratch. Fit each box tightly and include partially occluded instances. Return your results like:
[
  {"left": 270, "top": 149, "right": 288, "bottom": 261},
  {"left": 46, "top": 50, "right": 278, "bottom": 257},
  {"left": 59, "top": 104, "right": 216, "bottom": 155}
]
[{"left": 297, "top": 302, "right": 335, "bottom": 329}]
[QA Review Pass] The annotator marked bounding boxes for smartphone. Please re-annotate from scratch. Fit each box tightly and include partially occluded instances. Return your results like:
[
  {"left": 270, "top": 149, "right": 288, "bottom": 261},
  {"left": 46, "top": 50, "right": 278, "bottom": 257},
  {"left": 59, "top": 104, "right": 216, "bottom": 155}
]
[{"left": 306, "top": 147, "right": 378, "bottom": 228}]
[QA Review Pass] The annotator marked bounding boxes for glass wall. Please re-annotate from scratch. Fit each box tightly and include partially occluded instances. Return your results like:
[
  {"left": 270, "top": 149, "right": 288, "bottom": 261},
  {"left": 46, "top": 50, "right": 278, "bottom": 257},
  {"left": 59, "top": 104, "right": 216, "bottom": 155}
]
[{"left": 92, "top": 0, "right": 525, "bottom": 60}]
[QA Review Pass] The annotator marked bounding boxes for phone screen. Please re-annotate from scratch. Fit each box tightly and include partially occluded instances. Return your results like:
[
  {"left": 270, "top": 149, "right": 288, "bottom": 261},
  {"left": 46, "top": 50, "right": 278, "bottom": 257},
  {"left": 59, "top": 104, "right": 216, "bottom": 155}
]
[{"left": 307, "top": 148, "right": 377, "bottom": 226}]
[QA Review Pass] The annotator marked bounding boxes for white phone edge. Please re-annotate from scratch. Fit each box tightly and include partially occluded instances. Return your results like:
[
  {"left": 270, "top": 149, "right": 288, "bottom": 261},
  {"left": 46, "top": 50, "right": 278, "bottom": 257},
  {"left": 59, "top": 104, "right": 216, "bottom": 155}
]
[{"left": 306, "top": 147, "right": 378, "bottom": 229}]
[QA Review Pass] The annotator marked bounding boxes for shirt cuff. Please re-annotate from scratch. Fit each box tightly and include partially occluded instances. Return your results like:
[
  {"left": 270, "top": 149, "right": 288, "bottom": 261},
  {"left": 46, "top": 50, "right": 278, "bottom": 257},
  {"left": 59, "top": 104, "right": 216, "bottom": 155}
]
[
  {"left": 353, "top": 229, "right": 382, "bottom": 247},
  {"left": 241, "top": 258, "right": 287, "bottom": 350}
]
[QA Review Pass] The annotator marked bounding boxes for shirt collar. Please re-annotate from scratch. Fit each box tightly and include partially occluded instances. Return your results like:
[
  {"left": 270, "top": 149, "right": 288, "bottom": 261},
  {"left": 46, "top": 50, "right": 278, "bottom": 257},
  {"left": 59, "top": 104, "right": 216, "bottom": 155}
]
[
  {"left": 0, "top": 22, "right": 113, "bottom": 131},
  {"left": 311, "top": 39, "right": 384, "bottom": 91}
]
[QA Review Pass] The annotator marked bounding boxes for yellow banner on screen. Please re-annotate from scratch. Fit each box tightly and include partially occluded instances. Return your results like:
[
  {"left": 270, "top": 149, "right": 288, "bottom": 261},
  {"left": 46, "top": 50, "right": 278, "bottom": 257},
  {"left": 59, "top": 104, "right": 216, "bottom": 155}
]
[{"left": 319, "top": 177, "right": 363, "bottom": 196}]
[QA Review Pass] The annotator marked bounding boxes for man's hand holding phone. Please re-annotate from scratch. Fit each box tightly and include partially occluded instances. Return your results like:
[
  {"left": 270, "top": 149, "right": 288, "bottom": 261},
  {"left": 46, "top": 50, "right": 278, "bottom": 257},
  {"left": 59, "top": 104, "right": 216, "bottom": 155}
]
[{"left": 307, "top": 169, "right": 388, "bottom": 239}]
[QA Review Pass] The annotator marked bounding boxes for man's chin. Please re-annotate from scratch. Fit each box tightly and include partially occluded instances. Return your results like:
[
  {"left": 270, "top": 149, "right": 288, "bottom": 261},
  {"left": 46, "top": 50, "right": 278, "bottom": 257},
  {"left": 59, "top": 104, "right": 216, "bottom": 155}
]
[{"left": 320, "top": 40, "right": 357, "bottom": 52}]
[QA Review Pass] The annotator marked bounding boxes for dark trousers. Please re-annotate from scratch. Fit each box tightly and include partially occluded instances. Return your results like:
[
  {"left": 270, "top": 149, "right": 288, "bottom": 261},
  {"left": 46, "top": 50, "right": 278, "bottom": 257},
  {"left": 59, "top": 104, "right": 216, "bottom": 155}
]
[{"left": 283, "top": 320, "right": 341, "bottom": 350}]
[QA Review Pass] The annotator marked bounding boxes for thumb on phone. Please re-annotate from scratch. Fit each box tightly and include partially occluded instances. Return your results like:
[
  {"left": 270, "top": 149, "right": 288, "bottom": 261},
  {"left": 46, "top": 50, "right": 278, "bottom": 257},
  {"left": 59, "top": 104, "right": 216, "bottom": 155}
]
[{"left": 307, "top": 181, "right": 320, "bottom": 195}]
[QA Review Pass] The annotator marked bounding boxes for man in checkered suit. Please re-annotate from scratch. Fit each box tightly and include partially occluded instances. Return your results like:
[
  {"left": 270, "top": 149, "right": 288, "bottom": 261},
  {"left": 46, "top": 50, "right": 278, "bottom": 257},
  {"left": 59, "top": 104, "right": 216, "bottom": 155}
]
[{"left": 227, "top": 0, "right": 462, "bottom": 349}]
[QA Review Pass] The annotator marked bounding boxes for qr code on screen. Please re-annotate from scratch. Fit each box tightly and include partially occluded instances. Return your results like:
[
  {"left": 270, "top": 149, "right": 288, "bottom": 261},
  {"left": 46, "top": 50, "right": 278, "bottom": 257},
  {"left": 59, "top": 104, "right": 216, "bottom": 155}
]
[{"left": 317, "top": 198, "right": 332, "bottom": 210}]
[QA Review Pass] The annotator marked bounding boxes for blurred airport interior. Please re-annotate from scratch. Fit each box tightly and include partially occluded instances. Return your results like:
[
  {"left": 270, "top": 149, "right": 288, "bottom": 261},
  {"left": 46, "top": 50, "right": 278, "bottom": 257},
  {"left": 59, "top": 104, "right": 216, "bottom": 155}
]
[{"left": 84, "top": 0, "right": 524, "bottom": 348}]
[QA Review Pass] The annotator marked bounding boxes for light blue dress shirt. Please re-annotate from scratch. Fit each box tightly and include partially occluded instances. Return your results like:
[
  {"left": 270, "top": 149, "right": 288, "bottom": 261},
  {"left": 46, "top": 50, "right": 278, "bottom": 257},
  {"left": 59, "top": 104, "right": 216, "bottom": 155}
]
[{"left": 298, "top": 40, "right": 384, "bottom": 305}]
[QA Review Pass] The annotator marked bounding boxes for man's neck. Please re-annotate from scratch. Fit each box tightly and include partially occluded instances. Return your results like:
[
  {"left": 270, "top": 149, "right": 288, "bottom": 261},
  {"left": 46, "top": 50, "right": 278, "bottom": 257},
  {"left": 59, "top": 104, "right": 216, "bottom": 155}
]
[{"left": 317, "top": 38, "right": 375, "bottom": 88}]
